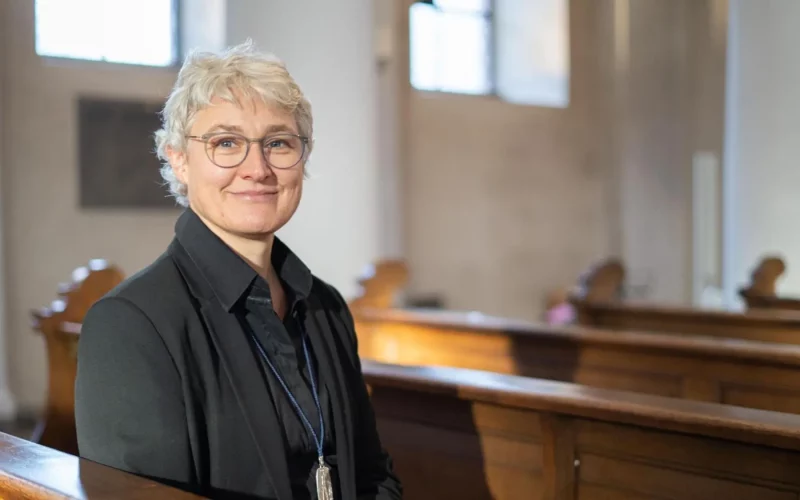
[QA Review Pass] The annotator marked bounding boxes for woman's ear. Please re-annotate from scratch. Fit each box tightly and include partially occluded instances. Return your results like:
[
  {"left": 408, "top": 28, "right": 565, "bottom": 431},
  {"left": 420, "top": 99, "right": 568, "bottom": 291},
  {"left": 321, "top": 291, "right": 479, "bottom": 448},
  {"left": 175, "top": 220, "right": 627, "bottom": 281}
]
[{"left": 166, "top": 145, "right": 189, "bottom": 185}]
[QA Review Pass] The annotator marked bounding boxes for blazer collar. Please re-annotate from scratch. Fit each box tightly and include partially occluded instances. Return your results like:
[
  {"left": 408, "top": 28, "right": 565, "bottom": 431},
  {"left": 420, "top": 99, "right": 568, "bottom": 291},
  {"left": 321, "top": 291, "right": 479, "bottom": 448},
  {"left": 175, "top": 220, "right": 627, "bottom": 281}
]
[{"left": 173, "top": 208, "right": 313, "bottom": 312}]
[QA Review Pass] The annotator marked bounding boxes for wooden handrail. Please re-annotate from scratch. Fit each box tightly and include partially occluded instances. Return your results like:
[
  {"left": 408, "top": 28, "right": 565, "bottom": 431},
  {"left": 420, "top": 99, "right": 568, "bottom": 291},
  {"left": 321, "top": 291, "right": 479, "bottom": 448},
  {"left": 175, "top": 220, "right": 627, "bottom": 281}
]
[
  {"left": 0, "top": 432, "right": 204, "bottom": 499},
  {"left": 362, "top": 360, "right": 800, "bottom": 451}
]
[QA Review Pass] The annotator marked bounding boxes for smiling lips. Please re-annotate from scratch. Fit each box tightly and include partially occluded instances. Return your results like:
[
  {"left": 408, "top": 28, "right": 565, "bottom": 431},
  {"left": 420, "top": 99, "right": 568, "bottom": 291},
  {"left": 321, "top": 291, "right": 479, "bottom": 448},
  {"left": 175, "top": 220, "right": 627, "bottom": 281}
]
[{"left": 229, "top": 189, "right": 279, "bottom": 200}]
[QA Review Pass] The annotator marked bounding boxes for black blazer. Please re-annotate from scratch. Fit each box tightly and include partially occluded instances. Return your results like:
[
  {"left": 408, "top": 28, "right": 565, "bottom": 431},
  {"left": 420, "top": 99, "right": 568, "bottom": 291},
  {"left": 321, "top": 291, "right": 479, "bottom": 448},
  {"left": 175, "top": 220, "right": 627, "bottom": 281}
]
[{"left": 74, "top": 230, "right": 402, "bottom": 499}]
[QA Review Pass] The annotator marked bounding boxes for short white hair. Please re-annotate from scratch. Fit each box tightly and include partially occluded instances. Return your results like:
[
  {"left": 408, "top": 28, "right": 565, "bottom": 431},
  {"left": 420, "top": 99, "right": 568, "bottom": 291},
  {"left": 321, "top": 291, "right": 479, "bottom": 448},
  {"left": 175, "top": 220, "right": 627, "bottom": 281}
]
[{"left": 154, "top": 40, "right": 314, "bottom": 206}]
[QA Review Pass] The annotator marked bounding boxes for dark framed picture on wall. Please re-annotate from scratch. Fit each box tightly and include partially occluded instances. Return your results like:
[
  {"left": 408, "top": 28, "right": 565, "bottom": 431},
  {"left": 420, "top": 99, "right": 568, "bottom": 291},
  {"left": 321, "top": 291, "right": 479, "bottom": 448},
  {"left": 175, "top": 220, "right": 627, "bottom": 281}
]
[{"left": 78, "top": 96, "right": 177, "bottom": 209}]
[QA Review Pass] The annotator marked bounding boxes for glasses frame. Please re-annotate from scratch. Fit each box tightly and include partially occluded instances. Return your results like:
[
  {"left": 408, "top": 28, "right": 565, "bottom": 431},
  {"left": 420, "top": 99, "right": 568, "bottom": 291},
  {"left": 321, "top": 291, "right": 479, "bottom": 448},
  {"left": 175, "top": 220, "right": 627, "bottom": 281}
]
[{"left": 185, "top": 132, "right": 310, "bottom": 170}]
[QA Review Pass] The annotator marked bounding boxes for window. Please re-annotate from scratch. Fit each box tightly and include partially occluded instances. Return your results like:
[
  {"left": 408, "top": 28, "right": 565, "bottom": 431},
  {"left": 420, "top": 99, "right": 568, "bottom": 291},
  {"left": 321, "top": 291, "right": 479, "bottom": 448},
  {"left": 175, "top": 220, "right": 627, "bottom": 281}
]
[
  {"left": 35, "top": 0, "right": 178, "bottom": 67},
  {"left": 409, "top": 0, "right": 570, "bottom": 108},
  {"left": 409, "top": 0, "right": 493, "bottom": 95}
]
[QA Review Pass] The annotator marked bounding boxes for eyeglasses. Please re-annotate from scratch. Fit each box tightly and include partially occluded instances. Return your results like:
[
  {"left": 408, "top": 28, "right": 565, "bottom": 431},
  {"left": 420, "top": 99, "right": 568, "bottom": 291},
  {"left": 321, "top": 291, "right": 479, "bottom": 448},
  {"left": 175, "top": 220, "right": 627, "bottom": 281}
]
[{"left": 186, "top": 132, "right": 309, "bottom": 169}]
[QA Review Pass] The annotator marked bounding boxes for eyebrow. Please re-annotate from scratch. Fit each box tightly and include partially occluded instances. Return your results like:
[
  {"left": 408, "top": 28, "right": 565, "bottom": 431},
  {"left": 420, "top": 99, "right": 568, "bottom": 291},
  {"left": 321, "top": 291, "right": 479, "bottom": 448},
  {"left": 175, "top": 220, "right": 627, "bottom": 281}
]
[{"left": 204, "top": 123, "right": 300, "bottom": 136}]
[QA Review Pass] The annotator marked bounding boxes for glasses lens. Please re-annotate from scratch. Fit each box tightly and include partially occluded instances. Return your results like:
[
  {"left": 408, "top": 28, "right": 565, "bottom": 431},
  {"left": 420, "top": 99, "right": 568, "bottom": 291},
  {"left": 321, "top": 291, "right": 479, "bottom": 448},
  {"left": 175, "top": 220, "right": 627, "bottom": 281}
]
[
  {"left": 208, "top": 134, "right": 249, "bottom": 168},
  {"left": 263, "top": 134, "right": 305, "bottom": 169}
]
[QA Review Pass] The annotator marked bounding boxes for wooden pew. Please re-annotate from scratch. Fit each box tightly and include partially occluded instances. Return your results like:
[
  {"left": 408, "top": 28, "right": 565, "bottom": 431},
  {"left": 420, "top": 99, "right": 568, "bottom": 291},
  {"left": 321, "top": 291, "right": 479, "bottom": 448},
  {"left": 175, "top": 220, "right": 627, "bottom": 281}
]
[
  {"left": 30, "top": 260, "right": 124, "bottom": 455},
  {"left": 364, "top": 359, "right": 800, "bottom": 499},
  {"left": 354, "top": 306, "right": 800, "bottom": 415},
  {"left": 569, "top": 258, "right": 800, "bottom": 344},
  {"left": 350, "top": 261, "right": 800, "bottom": 415},
  {"left": 739, "top": 256, "right": 800, "bottom": 312},
  {"left": 0, "top": 431, "right": 203, "bottom": 499}
]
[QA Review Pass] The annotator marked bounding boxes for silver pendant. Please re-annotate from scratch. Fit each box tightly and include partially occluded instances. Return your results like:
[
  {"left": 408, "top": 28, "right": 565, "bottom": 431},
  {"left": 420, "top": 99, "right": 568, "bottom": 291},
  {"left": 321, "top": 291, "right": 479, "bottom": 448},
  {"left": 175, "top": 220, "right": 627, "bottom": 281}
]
[{"left": 316, "top": 456, "right": 334, "bottom": 500}]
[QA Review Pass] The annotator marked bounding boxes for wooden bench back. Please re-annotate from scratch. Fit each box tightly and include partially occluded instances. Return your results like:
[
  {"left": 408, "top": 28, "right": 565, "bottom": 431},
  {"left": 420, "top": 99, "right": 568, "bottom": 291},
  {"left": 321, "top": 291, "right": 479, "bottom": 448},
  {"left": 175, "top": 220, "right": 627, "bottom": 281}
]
[
  {"left": 354, "top": 306, "right": 800, "bottom": 415},
  {"left": 30, "top": 260, "right": 124, "bottom": 454},
  {"left": 570, "top": 295, "right": 800, "bottom": 343},
  {"left": 349, "top": 259, "right": 408, "bottom": 310},
  {"left": 739, "top": 255, "right": 800, "bottom": 312},
  {"left": 364, "top": 360, "right": 800, "bottom": 499},
  {"left": 567, "top": 257, "right": 800, "bottom": 343}
]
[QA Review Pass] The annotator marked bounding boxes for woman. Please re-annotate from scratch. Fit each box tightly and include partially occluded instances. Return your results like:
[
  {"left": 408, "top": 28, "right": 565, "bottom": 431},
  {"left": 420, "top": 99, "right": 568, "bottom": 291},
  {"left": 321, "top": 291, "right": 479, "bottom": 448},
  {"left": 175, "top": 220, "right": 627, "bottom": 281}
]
[{"left": 74, "top": 42, "right": 402, "bottom": 500}]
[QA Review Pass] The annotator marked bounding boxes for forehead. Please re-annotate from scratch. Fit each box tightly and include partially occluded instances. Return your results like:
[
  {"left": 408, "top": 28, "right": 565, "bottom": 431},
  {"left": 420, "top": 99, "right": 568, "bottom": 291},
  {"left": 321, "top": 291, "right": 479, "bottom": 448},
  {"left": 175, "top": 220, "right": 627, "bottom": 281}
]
[{"left": 191, "top": 95, "right": 298, "bottom": 134}]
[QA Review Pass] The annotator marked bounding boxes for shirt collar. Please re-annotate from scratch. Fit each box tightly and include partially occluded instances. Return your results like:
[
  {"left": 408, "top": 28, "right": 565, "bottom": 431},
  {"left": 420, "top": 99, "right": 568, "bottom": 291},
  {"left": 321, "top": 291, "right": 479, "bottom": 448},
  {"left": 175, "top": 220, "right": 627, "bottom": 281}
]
[{"left": 174, "top": 208, "right": 313, "bottom": 312}]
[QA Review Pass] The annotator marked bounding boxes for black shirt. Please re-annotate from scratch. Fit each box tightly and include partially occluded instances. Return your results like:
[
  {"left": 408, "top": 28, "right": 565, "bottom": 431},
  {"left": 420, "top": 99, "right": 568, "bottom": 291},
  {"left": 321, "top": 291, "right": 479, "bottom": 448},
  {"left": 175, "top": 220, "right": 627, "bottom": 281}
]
[
  {"left": 180, "top": 209, "right": 336, "bottom": 498},
  {"left": 240, "top": 278, "right": 336, "bottom": 497}
]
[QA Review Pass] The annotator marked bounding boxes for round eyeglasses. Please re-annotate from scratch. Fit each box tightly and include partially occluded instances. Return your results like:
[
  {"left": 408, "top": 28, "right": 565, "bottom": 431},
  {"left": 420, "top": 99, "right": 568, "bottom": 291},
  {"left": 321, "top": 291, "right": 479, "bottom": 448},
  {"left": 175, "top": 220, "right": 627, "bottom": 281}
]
[{"left": 186, "top": 132, "right": 309, "bottom": 169}]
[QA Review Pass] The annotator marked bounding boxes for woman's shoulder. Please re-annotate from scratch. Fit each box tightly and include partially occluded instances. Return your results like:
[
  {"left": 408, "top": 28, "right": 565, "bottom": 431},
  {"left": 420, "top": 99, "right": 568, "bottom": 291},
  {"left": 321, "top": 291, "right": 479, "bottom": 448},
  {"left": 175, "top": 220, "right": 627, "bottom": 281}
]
[
  {"left": 85, "top": 251, "right": 194, "bottom": 335},
  {"left": 309, "top": 276, "right": 350, "bottom": 312},
  {"left": 308, "top": 276, "right": 357, "bottom": 338},
  {"left": 108, "top": 251, "right": 186, "bottom": 301}
]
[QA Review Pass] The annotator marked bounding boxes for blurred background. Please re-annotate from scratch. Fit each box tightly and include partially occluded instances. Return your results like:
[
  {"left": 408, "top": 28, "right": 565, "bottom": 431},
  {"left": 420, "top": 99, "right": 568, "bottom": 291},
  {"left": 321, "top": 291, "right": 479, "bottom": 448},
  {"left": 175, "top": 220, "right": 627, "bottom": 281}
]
[{"left": 0, "top": 0, "right": 796, "bottom": 435}]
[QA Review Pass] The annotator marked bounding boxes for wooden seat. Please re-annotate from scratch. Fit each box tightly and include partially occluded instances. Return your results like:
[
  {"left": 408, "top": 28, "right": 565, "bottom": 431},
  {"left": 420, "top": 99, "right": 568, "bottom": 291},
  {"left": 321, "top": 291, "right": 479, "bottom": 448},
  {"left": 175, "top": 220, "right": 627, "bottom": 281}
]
[
  {"left": 364, "top": 360, "right": 800, "bottom": 499},
  {"left": 30, "top": 259, "right": 124, "bottom": 455}
]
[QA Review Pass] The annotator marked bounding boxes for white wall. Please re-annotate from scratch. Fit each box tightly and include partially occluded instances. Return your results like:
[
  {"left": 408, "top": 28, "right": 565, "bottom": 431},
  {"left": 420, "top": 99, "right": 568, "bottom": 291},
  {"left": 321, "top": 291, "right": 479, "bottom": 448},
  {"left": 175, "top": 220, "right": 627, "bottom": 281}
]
[
  {"left": 225, "top": 0, "right": 383, "bottom": 298},
  {"left": 403, "top": 0, "right": 618, "bottom": 320},
  {"left": 723, "top": 0, "right": 800, "bottom": 307}
]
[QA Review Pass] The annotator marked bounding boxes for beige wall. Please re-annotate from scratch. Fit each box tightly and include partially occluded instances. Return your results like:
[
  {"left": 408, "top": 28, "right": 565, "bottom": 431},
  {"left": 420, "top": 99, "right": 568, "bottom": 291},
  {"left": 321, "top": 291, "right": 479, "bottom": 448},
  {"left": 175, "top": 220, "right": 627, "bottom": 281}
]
[
  {"left": 401, "top": 0, "right": 726, "bottom": 318},
  {"left": 0, "top": 0, "right": 17, "bottom": 418},
  {"left": 3, "top": 2, "right": 180, "bottom": 412},
  {"left": 225, "top": 0, "right": 386, "bottom": 300},
  {"left": 616, "top": 0, "right": 727, "bottom": 305},
  {"left": 403, "top": 0, "right": 619, "bottom": 320}
]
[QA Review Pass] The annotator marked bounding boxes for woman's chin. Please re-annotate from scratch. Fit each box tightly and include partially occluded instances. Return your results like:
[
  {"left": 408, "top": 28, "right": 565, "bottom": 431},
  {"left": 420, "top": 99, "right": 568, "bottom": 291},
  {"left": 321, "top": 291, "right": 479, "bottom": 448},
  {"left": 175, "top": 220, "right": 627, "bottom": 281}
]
[{"left": 225, "top": 214, "right": 287, "bottom": 238}]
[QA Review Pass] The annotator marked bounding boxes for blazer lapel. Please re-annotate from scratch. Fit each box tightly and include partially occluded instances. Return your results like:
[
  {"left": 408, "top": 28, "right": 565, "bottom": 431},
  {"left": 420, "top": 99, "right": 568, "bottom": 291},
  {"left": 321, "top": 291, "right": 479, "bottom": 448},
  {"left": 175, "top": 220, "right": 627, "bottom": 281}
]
[
  {"left": 199, "top": 300, "right": 293, "bottom": 500},
  {"left": 303, "top": 297, "right": 357, "bottom": 499}
]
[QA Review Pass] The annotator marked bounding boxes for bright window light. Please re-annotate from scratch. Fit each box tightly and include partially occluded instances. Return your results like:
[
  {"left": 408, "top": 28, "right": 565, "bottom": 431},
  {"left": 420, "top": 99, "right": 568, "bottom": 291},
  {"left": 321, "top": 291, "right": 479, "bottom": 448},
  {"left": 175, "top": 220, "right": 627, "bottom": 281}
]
[
  {"left": 409, "top": 1, "right": 492, "bottom": 95},
  {"left": 35, "top": 0, "right": 177, "bottom": 67}
]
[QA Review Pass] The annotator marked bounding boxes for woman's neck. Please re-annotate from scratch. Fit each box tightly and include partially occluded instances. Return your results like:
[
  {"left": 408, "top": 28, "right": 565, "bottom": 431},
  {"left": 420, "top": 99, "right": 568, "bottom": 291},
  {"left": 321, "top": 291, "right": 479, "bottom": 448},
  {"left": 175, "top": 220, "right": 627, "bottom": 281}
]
[{"left": 225, "top": 232, "right": 289, "bottom": 318}]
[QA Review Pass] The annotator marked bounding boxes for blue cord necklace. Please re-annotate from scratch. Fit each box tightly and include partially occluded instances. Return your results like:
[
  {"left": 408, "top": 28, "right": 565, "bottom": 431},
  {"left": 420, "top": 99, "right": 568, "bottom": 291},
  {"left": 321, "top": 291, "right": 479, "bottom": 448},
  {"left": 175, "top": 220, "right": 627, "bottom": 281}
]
[{"left": 249, "top": 315, "right": 334, "bottom": 500}]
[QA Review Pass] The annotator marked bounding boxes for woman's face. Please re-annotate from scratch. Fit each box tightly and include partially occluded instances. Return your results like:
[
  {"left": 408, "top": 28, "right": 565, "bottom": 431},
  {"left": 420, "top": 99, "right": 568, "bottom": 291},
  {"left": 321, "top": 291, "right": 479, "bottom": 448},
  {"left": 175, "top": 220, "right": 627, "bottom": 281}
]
[{"left": 170, "top": 95, "right": 306, "bottom": 239}]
